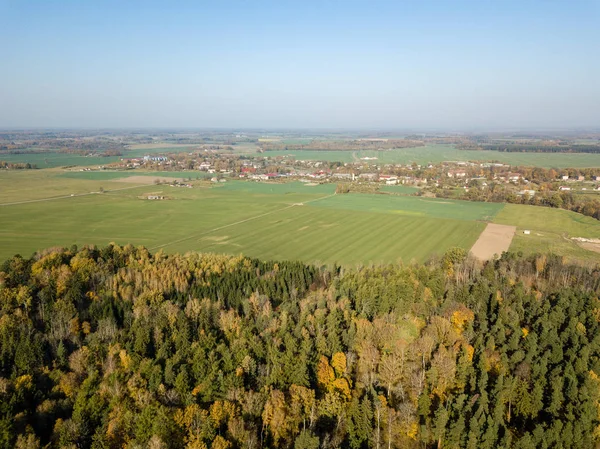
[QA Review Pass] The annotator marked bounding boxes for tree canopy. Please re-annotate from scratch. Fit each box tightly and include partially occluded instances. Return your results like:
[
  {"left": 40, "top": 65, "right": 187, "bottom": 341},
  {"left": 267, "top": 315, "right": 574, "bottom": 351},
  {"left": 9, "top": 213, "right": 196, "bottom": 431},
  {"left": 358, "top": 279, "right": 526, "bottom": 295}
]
[{"left": 1, "top": 244, "right": 600, "bottom": 448}]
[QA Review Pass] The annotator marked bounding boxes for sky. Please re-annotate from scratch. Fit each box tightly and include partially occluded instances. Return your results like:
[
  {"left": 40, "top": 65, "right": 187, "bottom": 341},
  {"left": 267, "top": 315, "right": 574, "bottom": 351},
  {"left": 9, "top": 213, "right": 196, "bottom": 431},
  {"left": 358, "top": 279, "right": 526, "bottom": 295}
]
[{"left": 0, "top": 0, "right": 599, "bottom": 130}]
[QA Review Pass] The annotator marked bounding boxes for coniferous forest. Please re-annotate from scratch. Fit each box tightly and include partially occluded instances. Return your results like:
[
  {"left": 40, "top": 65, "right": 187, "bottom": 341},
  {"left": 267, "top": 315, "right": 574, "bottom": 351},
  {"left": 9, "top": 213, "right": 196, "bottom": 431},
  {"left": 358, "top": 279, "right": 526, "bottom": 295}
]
[{"left": 1, "top": 244, "right": 600, "bottom": 449}]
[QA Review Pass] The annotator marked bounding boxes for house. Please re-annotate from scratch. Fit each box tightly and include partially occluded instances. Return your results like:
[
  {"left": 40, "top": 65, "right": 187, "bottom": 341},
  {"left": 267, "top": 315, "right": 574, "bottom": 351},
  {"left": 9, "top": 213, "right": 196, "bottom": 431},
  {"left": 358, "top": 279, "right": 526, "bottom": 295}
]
[
  {"left": 559, "top": 186, "right": 571, "bottom": 191},
  {"left": 576, "top": 175, "right": 585, "bottom": 181},
  {"left": 199, "top": 162, "right": 211, "bottom": 170},
  {"left": 147, "top": 195, "right": 164, "bottom": 200},
  {"left": 447, "top": 170, "right": 467, "bottom": 178},
  {"left": 386, "top": 179, "right": 398, "bottom": 185},
  {"left": 506, "top": 173, "right": 521, "bottom": 182},
  {"left": 561, "top": 175, "right": 569, "bottom": 180},
  {"left": 523, "top": 230, "right": 531, "bottom": 235}
]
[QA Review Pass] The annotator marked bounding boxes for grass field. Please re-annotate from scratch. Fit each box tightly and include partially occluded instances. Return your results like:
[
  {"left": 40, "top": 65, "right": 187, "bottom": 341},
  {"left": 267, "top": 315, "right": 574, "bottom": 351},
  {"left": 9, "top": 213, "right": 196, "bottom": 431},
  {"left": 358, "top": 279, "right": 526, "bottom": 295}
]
[
  {"left": 60, "top": 170, "right": 211, "bottom": 181},
  {"left": 250, "top": 144, "right": 600, "bottom": 168},
  {"left": 1, "top": 172, "right": 598, "bottom": 265},
  {"left": 0, "top": 175, "right": 486, "bottom": 265},
  {"left": 0, "top": 170, "right": 140, "bottom": 203},
  {"left": 379, "top": 185, "right": 420, "bottom": 195},
  {"left": 494, "top": 204, "right": 600, "bottom": 262},
  {"left": 0, "top": 151, "right": 121, "bottom": 168},
  {"left": 310, "top": 194, "right": 504, "bottom": 221}
]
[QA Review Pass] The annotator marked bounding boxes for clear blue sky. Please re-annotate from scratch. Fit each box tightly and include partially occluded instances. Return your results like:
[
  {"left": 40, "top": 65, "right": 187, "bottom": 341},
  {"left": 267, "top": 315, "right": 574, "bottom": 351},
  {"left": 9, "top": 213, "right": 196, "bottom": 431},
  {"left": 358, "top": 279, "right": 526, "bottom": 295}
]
[{"left": 0, "top": 0, "right": 598, "bottom": 130}]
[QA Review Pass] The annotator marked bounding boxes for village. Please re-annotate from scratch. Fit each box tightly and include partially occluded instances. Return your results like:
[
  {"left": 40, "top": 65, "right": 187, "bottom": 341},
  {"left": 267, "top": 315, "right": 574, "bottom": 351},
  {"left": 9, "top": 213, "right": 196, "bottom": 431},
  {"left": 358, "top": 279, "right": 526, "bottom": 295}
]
[{"left": 97, "top": 149, "right": 600, "bottom": 194}]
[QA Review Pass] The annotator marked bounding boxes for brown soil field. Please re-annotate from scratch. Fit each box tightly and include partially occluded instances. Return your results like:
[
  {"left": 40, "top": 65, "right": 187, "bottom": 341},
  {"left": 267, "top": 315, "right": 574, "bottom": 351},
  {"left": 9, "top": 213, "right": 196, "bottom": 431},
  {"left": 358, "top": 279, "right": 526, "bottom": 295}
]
[
  {"left": 112, "top": 176, "right": 185, "bottom": 185},
  {"left": 470, "top": 223, "right": 517, "bottom": 260},
  {"left": 578, "top": 242, "right": 600, "bottom": 254}
]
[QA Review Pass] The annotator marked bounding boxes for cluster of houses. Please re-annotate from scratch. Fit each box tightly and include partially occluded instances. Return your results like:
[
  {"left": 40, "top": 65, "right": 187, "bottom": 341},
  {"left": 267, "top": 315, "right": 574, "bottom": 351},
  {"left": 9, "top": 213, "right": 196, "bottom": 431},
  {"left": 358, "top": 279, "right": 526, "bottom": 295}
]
[{"left": 106, "top": 151, "right": 600, "bottom": 195}]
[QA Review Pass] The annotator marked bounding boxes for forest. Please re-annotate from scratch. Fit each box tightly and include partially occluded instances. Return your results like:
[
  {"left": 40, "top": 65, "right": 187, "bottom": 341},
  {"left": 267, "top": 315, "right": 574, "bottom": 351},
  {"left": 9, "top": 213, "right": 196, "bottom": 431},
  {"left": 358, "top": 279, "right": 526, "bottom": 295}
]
[{"left": 1, "top": 244, "right": 600, "bottom": 448}]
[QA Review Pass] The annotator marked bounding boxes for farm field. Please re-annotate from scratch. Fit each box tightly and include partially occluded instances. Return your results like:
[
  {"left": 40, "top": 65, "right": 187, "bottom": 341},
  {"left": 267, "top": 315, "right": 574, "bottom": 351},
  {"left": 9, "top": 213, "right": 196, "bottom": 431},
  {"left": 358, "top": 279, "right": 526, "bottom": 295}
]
[
  {"left": 310, "top": 193, "right": 504, "bottom": 221},
  {"left": 0, "top": 170, "right": 139, "bottom": 203},
  {"left": 4, "top": 144, "right": 599, "bottom": 169},
  {"left": 125, "top": 143, "right": 198, "bottom": 150},
  {"left": 379, "top": 185, "right": 420, "bottom": 195},
  {"left": 0, "top": 151, "right": 121, "bottom": 168},
  {"left": 1, "top": 173, "right": 599, "bottom": 265},
  {"left": 0, "top": 175, "right": 484, "bottom": 265},
  {"left": 60, "top": 170, "right": 211, "bottom": 181},
  {"left": 494, "top": 204, "right": 600, "bottom": 262},
  {"left": 250, "top": 144, "right": 600, "bottom": 168}
]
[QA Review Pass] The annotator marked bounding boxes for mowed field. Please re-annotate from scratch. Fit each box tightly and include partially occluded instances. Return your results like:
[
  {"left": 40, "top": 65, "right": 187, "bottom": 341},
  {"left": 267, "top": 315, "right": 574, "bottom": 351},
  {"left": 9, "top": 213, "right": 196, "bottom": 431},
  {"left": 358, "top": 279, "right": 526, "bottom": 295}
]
[
  {"left": 494, "top": 204, "right": 600, "bottom": 262},
  {"left": 1, "top": 172, "right": 599, "bottom": 265},
  {"left": 0, "top": 174, "right": 491, "bottom": 265}
]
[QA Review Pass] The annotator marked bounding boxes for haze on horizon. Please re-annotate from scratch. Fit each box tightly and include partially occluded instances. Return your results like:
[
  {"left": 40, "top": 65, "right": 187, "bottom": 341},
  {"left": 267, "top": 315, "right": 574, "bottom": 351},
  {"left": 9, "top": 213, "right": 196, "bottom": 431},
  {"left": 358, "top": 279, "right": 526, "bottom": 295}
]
[{"left": 1, "top": 0, "right": 598, "bottom": 130}]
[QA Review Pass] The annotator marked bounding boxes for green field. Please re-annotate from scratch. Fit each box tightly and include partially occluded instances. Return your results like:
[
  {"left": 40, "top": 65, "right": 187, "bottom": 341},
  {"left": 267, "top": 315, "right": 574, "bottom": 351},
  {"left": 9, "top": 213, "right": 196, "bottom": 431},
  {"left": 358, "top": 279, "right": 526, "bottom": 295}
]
[
  {"left": 310, "top": 193, "right": 504, "bottom": 221},
  {"left": 124, "top": 145, "right": 199, "bottom": 157},
  {"left": 494, "top": 204, "right": 600, "bottom": 262},
  {"left": 379, "top": 185, "right": 420, "bottom": 195},
  {"left": 0, "top": 175, "right": 486, "bottom": 265},
  {"left": 60, "top": 170, "right": 211, "bottom": 181},
  {"left": 0, "top": 151, "right": 121, "bottom": 168},
  {"left": 251, "top": 144, "right": 600, "bottom": 168},
  {"left": 1, "top": 172, "right": 599, "bottom": 265}
]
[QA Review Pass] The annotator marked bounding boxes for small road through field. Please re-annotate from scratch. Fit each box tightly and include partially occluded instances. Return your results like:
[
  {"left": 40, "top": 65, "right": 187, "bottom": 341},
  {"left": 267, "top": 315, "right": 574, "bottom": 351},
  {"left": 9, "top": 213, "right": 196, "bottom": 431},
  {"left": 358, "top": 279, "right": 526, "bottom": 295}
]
[{"left": 149, "top": 192, "right": 336, "bottom": 251}]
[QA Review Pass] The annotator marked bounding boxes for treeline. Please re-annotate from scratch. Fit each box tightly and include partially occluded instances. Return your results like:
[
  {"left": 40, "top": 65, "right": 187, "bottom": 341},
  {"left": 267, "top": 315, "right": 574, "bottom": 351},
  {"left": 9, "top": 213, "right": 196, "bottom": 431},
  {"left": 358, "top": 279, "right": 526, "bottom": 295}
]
[
  {"left": 1, "top": 245, "right": 600, "bottom": 448},
  {"left": 0, "top": 161, "right": 37, "bottom": 170}
]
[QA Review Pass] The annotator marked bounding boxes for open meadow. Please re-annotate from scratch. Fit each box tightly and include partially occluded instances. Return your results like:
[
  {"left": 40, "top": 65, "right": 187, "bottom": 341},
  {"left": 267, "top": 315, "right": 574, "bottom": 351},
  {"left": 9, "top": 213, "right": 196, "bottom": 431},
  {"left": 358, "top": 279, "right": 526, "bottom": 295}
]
[{"left": 1, "top": 172, "right": 599, "bottom": 265}]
